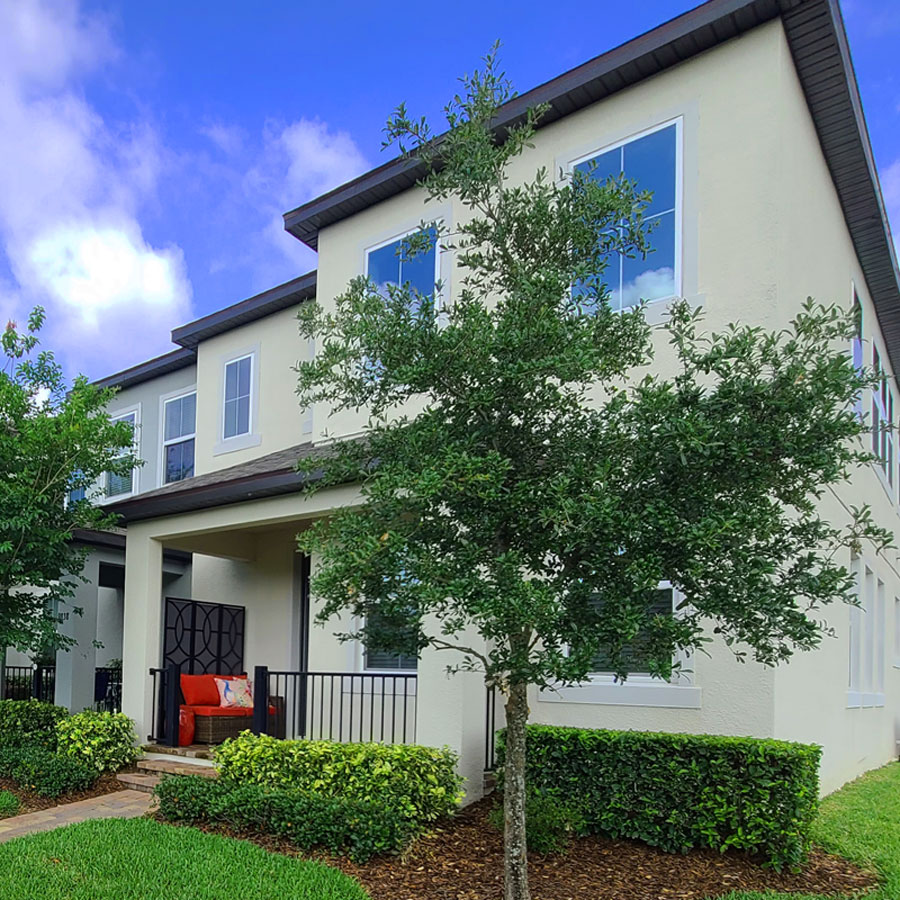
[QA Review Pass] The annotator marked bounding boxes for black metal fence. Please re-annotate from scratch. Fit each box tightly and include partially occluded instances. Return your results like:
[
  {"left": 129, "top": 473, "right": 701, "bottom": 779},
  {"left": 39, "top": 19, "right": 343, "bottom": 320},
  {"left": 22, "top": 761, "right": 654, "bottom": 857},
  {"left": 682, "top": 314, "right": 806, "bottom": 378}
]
[
  {"left": 2, "top": 665, "right": 56, "bottom": 702},
  {"left": 253, "top": 668, "right": 418, "bottom": 745},
  {"left": 485, "top": 685, "right": 501, "bottom": 771},
  {"left": 148, "top": 664, "right": 419, "bottom": 747},
  {"left": 94, "top": 667, "right": 122, "bottom": 713}
]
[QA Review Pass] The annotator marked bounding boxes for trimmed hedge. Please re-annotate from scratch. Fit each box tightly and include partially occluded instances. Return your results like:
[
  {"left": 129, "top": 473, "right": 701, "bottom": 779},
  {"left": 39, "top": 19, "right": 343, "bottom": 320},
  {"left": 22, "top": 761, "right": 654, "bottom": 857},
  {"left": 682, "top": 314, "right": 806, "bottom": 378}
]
[
  {"left": 0, "top": 746, "right": 97, "bottom": 798},
  {"left": 0, "top": 699, "right": 68, "bottom": 750},
  {"left": 498, "top": 725, "right": 821, "bottom": 869},
  {"left": 57, "top": 711, "right": 141, "bottom": 773},
  {"left": 215, "top": 732, "right": 463, "bottom": 824},
  {"left": 155, "top": 775, "right": 414, "bottom": 862}
]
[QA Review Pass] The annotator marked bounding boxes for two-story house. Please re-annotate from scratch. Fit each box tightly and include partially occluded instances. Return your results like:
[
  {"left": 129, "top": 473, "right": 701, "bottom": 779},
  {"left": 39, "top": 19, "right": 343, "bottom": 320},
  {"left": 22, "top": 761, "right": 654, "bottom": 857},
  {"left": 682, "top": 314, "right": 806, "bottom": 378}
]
[{"left": 62, "top": 0, "right": 900, "bottom": 799}]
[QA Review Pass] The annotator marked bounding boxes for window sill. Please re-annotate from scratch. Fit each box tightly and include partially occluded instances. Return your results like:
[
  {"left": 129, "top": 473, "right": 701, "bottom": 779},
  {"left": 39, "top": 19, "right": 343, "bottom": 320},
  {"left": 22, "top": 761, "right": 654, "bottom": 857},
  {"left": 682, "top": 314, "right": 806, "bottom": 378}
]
[
  {"left": 846, "top": 691, "right": 886, "bottom": 709},
  {"left": 540, "top": 680, "right": 701, "bottom": 709},
  {"left": 213, "top": 433, "right": 262, "bottom": 456}
]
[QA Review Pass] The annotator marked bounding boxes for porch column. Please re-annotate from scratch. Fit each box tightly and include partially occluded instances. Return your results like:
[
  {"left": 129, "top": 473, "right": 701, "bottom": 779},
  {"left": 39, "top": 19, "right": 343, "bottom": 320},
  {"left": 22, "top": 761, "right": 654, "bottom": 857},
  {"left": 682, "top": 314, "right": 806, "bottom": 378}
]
[
  {"left": 122, "top": 527, "right": 164, "bottom": 743},
  {"left": 415, "top": 621, "right": 489, "bottom": 802},
  {"left": 54, "top": 553, "right": 100, "bottom": 712}
]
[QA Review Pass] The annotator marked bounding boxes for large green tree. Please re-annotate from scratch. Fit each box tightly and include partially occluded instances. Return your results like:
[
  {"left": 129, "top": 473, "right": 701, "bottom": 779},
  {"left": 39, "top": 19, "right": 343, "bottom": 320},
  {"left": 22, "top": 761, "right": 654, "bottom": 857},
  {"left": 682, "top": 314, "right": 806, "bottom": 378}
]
[
  {"left": 0, "top": 308, "right": 136, "bottom": 684},
  {"left": 295, "top": 50, "right": 890, "bottom": 900}
]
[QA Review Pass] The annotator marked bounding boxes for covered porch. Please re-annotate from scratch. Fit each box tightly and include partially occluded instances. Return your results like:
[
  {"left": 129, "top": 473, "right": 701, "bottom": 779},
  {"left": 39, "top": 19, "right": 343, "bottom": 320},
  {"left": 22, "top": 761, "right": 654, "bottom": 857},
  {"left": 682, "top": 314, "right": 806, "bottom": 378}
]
[{"left": 113, "top": 456, "right": 491, "bottom": 795}]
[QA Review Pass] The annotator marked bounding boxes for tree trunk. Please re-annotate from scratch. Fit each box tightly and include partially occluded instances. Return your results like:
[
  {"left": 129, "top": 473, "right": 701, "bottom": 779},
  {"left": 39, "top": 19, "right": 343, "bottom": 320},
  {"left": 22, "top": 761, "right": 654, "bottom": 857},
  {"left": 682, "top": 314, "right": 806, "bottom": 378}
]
[{"left": 503, "top": 679, "right": 531, "bottom": 900}]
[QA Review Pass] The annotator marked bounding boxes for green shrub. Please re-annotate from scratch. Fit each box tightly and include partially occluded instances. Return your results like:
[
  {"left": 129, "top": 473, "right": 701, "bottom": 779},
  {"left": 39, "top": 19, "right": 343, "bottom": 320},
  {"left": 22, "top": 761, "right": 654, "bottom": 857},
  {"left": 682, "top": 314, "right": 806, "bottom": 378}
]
[
  {"left": 488, "top": 788, "right": 586, "bottom": 854},
  {"left": 154, "top": 775, "right": 415, "bottom": 862},
  {"left": 0, "top": 699, "right": 68, "bottom": 750},
  {"left": 215, "top": 732, "right": 463, "bottom": 824},
  {"left": 56, "top": 711, "right": 140, "bottom": 773},
  {"left": 0, "top": 746, "right": 97, "bottom": 798},
  {"left": 0, "top": 789, "right": 19, "bottom": 818},
  {"left": 497, "top": 725, "right": 821, "bottom": 870}
]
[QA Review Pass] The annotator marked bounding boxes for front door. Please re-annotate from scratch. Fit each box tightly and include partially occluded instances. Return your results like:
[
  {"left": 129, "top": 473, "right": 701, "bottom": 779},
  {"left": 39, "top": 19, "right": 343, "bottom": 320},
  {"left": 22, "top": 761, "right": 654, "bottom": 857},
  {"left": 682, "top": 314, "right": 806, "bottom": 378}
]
[{"left": 162, "top": 597, "right": 245, "bottom": 675}]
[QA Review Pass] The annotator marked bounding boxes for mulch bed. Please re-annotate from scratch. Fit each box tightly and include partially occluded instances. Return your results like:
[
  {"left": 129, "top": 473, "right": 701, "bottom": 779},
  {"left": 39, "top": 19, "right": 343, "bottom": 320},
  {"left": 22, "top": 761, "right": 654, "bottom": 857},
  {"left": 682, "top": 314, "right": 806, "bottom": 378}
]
[
  {"left": 0, "top": 772, "right": 127, "bottom": 815},
  {"left": 171, "top": 799, "right": 880, "bottom": 900}
]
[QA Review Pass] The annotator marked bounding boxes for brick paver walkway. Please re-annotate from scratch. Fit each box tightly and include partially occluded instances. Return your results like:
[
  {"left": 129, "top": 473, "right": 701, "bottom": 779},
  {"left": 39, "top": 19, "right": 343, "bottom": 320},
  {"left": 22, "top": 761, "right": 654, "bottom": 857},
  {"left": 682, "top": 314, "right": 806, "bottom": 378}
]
[{"left": 0, "top": 790, "right": 152, "bottom": 843}]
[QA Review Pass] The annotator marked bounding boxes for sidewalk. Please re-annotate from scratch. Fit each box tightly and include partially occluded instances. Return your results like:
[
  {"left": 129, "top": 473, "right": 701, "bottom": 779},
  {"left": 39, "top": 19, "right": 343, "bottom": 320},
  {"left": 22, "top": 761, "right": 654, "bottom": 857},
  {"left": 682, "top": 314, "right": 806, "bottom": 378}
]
[{"left": 0, "top": 790, "right": 152, "bottom": 843}]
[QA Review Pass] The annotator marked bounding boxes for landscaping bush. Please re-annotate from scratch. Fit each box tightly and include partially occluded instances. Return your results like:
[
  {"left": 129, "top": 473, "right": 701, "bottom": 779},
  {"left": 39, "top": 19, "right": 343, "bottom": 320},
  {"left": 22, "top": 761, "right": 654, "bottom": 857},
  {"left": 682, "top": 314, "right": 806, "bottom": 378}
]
[
  {"left": 0, "top": 699, "right": 68, "bottom": 750},
  {"left": 0, "top": 790, "right": 19, "bottom": 818},
  {"left": 215, "top": 732, "right": 463, "bottom": 824},
  {"left": 488, "top": 788, "right": 586, "bottom": 854},
  {"left": 0, "top": 746, "right": 97, "bottom": 798},
  {"left": 497, "top": 725, "right": 821, "bottom": 870},
  {"left": 155, "top": 775, "right": 415, "bottom": 862},
  {"left": 56, "top": 711, "right": 140, "bottom": 773}
]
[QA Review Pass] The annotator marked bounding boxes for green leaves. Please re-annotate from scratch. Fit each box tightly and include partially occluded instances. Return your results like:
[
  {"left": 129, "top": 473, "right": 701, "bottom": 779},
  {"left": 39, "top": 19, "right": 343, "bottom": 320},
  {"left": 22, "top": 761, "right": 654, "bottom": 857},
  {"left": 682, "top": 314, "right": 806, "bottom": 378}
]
[
  {"left": 56, "top": 711, "right": 141, "bottom": 773},
  {"left": 0, "top": 309, "right": 138, "bottom": 653},
  {"left": 499, "top": 725, "right": 821, "bottom": 870},
  {"left": 296, "top": 50, "right": 888, "bottom": 722}
]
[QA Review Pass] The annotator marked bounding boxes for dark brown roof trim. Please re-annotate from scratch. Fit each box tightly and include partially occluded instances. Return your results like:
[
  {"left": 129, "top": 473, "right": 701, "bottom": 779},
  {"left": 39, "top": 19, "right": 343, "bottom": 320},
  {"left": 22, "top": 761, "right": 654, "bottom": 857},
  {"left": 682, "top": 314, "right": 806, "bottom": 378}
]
[
  {"left": 107, "top": 444, "right": 332, "bottom": 523},
  {"left": 92, "top": 347, "right": 196, "bottom": 391},
  {"left": 281, "top": 0, "right": 900, "bottom": 377},
  {"left": 172, "top": 271, "right": 317, "bottom": 349}
]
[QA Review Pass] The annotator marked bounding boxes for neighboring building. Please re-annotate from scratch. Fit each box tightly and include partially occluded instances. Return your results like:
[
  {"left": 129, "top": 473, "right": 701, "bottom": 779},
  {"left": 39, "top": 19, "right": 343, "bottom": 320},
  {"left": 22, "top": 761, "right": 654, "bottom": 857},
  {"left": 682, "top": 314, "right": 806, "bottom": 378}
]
[{"left": 65, "top": 0, "right": 900, "bottom": 799}]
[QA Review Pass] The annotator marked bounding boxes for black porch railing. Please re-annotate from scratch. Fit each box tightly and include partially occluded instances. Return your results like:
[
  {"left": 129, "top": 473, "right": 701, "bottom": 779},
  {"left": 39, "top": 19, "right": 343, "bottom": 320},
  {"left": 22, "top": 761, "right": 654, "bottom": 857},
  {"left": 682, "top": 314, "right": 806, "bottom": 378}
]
[
  {"left": 253, "top": 668, "right": 418, "bottom": 745},
  {"left": 149, "top": 665, "right": 419, "bottom": 747},
  {"left": 2, "top": 665, "right": 56, "bottom": 702},
  {"left": 94, "top": 667, "right": 122, "bottom": 713}
]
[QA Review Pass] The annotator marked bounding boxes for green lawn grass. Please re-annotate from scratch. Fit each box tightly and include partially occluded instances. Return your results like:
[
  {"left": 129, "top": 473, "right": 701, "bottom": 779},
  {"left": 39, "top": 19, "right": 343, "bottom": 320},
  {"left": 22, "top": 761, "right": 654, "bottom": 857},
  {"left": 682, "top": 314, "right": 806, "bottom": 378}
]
[
  {"left": 721, "top": 761, "right": 900, "bottom": 900},
  {"left": 0, "top": 816, "right": 369, "bottom": 900}
]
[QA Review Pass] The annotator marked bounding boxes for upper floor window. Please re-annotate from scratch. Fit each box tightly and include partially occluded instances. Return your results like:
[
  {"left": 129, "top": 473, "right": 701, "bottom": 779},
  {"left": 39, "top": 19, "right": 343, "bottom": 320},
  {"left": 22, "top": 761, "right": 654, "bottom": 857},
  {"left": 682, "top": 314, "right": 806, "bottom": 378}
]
[
  {"left": 67, "top": 474, "right": 86, "bottom": 505},
  {"left": 871, "top": 345, "right": 895, "bottom": 488},
  {"left": 163, "top": 391, "right": 196, "bottom": 484},
  {"left": 106, "top": 409, "right": 138, "bottom": 498},
  {"left": 573, "top": 120, "right": 680, "bottom": 311},
  {"left": 366, "top": 226, "right": 439, "bottom": 315},
  {"left": 852, "top": 291, "right": 863, "bottom": 374},
  {"left": 223, "top": 355, "right": 252, "bottom": 440}
]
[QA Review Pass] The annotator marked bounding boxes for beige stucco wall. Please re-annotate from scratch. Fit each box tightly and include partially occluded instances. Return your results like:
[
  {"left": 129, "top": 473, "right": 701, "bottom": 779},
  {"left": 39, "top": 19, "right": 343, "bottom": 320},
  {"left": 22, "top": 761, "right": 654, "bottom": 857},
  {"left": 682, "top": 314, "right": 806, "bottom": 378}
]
[
  {"left": 192, "top": 306, "right": 313, "bottom": 478},
  {"left": 120, "top": 19, "right": 900, "bottom": 795}
]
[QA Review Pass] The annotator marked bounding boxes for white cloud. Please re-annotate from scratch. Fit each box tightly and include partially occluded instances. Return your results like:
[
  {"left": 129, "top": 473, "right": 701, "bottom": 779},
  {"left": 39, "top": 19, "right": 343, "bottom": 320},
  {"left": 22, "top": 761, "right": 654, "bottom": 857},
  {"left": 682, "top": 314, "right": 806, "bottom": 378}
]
[
  {"left": 0, "top": 0, "right": 191, "bottom": 379},
  {"left": 622, "top": 267, "right": 676, "bottom": 308},
  {"left": 230, "top": 118, "right": 370, "bottom": 278}
]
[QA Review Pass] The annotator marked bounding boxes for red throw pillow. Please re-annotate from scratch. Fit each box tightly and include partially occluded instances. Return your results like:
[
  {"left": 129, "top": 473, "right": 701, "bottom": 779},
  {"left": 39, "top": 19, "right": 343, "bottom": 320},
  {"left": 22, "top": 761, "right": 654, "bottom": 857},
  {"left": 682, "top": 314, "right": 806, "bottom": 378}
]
[{"left": 180, "top": 673, "right": 247, "bottom": 706}]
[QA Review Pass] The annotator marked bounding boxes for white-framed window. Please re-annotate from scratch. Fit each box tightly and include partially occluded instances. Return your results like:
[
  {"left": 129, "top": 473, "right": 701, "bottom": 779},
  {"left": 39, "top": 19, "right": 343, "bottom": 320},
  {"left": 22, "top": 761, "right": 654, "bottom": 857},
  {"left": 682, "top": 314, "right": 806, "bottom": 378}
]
[
  {"left": 848, "top": 559, "right": 886, "bottom": 708},
  {"left": 362, "top": 609, "right": 418, "bottom": 672},
  {"left": 365, "top": 224, "right": 441, "bottom": 315},
  {"left": 105, "top": 407, "right": 139, "bottom": 499},
  {"left": 852, "top": 288, "right": 864, "bottom": 417},
  {"left": 871, "top": 344, "right": 895, "bottom": 490},
  {"left": 162, "top": 391, "right": 196, "bottom": 484},
  {"left": 587, "top": 582, "right": 691, "bottom": 684},
  {"left": 571, "top": 118, "right": 682, "bottom": 312},
  {"left": 894, "top": 597, "right": 900, "bottom": 669},
  {"left": 223, "top": 354, "right": 253, "bottom": 440}
]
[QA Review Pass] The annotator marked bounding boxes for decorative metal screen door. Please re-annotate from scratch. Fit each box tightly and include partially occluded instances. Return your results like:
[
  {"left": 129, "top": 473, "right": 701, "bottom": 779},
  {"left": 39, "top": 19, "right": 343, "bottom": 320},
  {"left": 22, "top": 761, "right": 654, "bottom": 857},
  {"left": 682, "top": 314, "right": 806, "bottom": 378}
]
[{"left": 162, "top": 598, "right": 245, "bottom": 675}]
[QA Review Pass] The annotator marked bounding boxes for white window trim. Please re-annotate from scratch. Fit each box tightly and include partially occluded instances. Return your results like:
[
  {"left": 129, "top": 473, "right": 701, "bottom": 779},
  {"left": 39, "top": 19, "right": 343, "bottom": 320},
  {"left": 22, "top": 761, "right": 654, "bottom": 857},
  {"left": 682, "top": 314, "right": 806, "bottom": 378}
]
[
  {"left": 364, "top": 221, "right": 444, "bottom": 310},
  {"left": 99, "top": 403, "right": 141, "bottom": 503},
  {"left": 848, "top": 558, "right": 887, "bottom": 709},
  {"left": 158, "top": 386, "right": 197, "bottom": 487},
  {"left": 894, "top": 596, "right": 900, "bottom": 670},
  {"left": 354, "top": 615, "right": 418, "bottom": 676},
  {"left": 564, "top": 116, "right": 683, "bottom": 314},
  {"left": 542, "top": 581, "right": 701, "bottom": 709},
  {"left": 869, "top": 337, "right": 896, "bottom": 503},
  {"left": 214, "top": 345, "right": 262, "bottom": 456}
]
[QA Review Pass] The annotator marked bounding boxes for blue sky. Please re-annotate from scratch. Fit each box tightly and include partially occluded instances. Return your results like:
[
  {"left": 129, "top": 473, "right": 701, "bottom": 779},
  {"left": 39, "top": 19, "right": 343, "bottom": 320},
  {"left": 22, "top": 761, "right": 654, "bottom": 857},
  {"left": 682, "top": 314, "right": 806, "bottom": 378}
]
[{"left": 0, "top": 0, "right": 897, "bottom": 379}]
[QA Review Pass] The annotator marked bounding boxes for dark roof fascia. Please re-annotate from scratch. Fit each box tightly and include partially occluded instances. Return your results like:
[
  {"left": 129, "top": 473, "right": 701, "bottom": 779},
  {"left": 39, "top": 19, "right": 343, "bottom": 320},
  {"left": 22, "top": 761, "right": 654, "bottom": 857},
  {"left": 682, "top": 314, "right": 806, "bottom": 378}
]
[
  {"left": 282, "top": 0, "right": 782, "bottom": 249},
  {"left": 172, "top": 271, "right": 317, "bottom": 349},
  {"left": 107, "top": 466, "right": 327, "bottom": 523},
  {"left": 70, "top": 528, "right": 191, "bottom": 564},
  {"left": 92, "top": 347, "right": 196, "bottom": 392}
]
